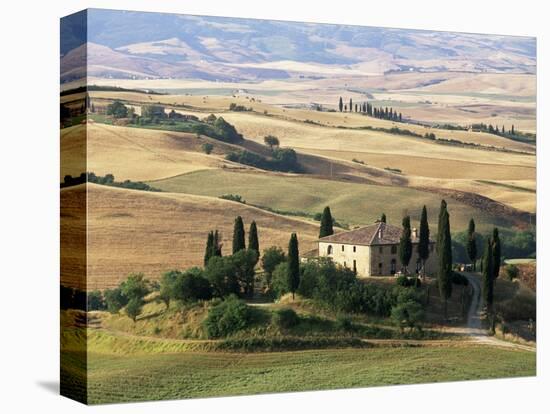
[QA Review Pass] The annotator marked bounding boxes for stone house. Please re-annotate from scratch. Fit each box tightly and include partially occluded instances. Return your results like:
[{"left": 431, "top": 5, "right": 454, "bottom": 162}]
[{"left": 317, "top": 222, "right": 437, "bottom": 277}]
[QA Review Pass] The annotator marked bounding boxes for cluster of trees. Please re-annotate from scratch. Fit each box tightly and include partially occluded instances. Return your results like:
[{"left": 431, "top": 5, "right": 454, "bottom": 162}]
[
  {"left": 61, "top": 172, "right": 160, "bottom": 192},
  {"left": 226, "top": 148, "right": 301, "bottom": 173},
  {"left": 105, "top": 100, "right": 129, "bottom": 118},
  {"left": 337, "top": 97, "right": 403, "bottom": 122},
  {"left": 194, "top": 115, "right": 244, "bottom": 143},
  {"left": 471, "top": 123, "right": 516, "bottom": 137},
  {"left": 97, "top": 273, "right": 152, "bottom": 322},
  {"left": 229, "top": 103, "right": 252, "bottom": 112}
]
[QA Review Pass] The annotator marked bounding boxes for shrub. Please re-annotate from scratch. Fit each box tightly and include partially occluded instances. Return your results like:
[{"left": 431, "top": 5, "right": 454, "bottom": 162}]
[
  {"left": 271, "top": 262, "right": 290, "bottom": 298},
  {"left": 87, "top": 290, "right": 105, "bottom": 311},
  {"left": 104, "top": 287, "right": 128, "bottom": 314},
  {"left": 272, "top": 308, "right": 299, "bottom": 329},
  {"left": 391, "top": 299, "right": 425, "bottom": 332},
  {"left": 396, "top": 275, "right": 422, "bottom": 288},
  {"left": 172, "top": 268, "right": 213, "bottom": 302},
  {"left": 261, "top": 246, "right": 286, "bottom": 288},
  {"left": 335, "top": 315, "right": 354, "bottom": 332},
  {"left": 451, "top": 271, "right": 469, "bottom": 286},
  {"left": 203, "top": 295, "right": 252, "bottom": 338},
  {"left": 202, "top": 142, "right": 214, "bottom": 154},
  {"left": 125, "top": 297, "right": 144, "bottom": 322},
  {"left": 505, "top": 264, "right": 519, "bottom": 281}
]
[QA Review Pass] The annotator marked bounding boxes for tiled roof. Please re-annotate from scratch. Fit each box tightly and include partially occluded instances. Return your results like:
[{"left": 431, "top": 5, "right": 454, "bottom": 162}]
[{"left": 319, "top": 222, "right": 430, "bottom": 246}]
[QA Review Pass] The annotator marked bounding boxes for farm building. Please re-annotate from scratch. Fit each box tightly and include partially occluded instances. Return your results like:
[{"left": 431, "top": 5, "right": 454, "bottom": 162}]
[{"left": 317, "top": 222, "right": 437, "bottom": 277}]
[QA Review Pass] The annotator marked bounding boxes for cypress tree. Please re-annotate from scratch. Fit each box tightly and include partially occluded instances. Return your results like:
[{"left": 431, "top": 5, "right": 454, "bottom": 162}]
[
  {"left": 380, "top": 213, "right": 387, "bottom": 223},
  {"left": 339, "top": 97, "right": 343, "bottom": 112},
  {"left": 466, "top": 218, "right": 477, "bottom": 271},
  {"left": 437, "top": 201, "right": 453, "bottom": 319},
  {"left": 287, "top": 233, "right": 300, "bottom": 299},
  {"left": 349, "top": 98, "right": 353, "bottom": 112},
  {"left": 319, "top": 206, "right": 334, "bottom": 238},
  {"left": 232, "top": 216, "right": 246, "bottom": 254},
  {"left": 399, "top": 216, "right": 413, "bottom": 273},
  {"left": 213, "top": 230, "right": 222, "bottom": 256},
  {"left": 491, "top": 228, "right": 501, "bottom": 279},
  {"left": 204, "top": 231, "right": 214, "bottom": 266},
  {"left": 482, "top": 237, "right": 494, "bottom": 311},
  {"left": 248, "top": 221, "right": 259, "bottom": 256},
  {"left": 418, "top": 205, "right": 430, "bottom": 276},
  {"left": 399, "top": 113, "right": 402, "bottom": 122},
  {"left": 511, "top": 125, "right": 515, "bottom": 135}
]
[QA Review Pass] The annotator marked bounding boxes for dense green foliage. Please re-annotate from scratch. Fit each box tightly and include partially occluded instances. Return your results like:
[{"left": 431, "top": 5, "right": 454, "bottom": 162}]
[
  {"left": 437, "top": 200, "right": 453, "bottom": 318},
  {"left": 466, "top": 218, "right": 478, "bottom": 270},
  {"left": 232, "top": 216, "right": 246, "bottom": 254},
  {"left": 248, "top": 221, "right": 259, "bottom": 257},
  {"left": 399, "top": 216, "right": 412, "bottom": 272},
  {"left": 272, "top": 308, "right": 300, "bottom": 329},
  {"left": 482, "top": 238, "right": 495, "bottom": 310},
  {"left": 261, "top": 246, "right": 286, "bottom": 288},
  {"left": 418, "top": 206, "right": 430, "bottom": 274},
  {"left": 203, "top": 296, "right": 252, "bottom": 338},
  {"left": 106, "top": 100, "right": 128, "bottom": 118},
  {"left": 287, "top": 233, "right": 300, "bottom": 299},
  {"left": 492, "top": 228, "right": 502, "bottom": 279},
  {"left": 319, "top": 206, "right": 334, "bottom": 238},
  {"left": 226, "top": 148, "right": 301, "bottom": 172}
]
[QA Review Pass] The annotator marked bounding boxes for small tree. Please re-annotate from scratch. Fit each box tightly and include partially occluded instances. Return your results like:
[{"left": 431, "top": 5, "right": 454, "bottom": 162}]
[
  {"left": 287, "top": 233, "right": 300, "bottom": 299},
  {"left": 125, "top": 297, "right": 143, "bottom": 323},
  {"left": 263, "top": 135, "right": 280, "bottom": 149},
  {"left": 399, "top": 216, "right": 413, "bottom": 273},
  {"left": 349, "top": 98, "right": 353, "bottom": 112},
  {"left": 437, "top": 200, "right": 453, "bottom": 319},
  {"left": 466, "top": 218, "right": 478, "bottom": 271},
  {"left": 319, "top": 206, "right": 334, "bottom": 238},
  {"left": 159, "top": 270, "right": 180, "bottom": 309},
  {"left": 202, "top": 142, "right": 214, "bottom": 154},
  {"left": 232, "top": 216, "right": 246, "bottom": 254},
  {"left": 417, "top": 205, "right": 430, "bottom": 277},
  {"left": 482, "top": 238, "right": 494, "bottom": 316},
  {"left": 491, "top": 228, "right": 501, "bottom": 279},
  {"left": 248, "top": 221, "right": 259, "bottom": 258},
  {"left": 338, "top": 97, "right": 343, "bottom": 112},
  {"left": 380, "top": 213, "right": 387, "bottom": 223},
  {"left": 204, "top": 231, "right": 214, "bottom": 266},
  {"left": 261, "top": 246, "right": 286, "bottom": 288},
  {"left": 232, "top": 249, "right": 258, "bottom": 297}
]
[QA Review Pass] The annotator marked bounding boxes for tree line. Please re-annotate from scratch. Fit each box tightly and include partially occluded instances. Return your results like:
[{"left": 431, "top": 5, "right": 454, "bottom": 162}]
[{"left": 338, "top": 97, "right": 403, "bottom": 122}]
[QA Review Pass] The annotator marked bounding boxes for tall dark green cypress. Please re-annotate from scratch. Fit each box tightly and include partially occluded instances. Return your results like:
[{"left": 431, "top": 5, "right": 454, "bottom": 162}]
[
  {"left": 287, "top": 233, "right": 300, "bottom": 299},
  {"left": 380, "top": 213, "right": 387, "bottom": 223},
  {"left": 437, "top": 201, "right": 453, "bottom": 319},
  {"left": 466, "top": 218, "right": 477, "bottom": 271},
  {"left": 418, "top": 205, "right": 430, "bottom": 276},
  {"left": 349, "top": 98, "right": 353, "bottom": 112},
  {"left": 248, "top": 221, "right": 259, "bottom": 256},
  {"left": 482, "top": 237, "right": 494, "bottom": 310},
  {"left": 338, "top": 97, "right": 343, "bottom": 112},
  {"left": 399, "top": 216, "right": 412, "bottom": 273},
  {"left": 491, "top": 228, "right": 501, "bottom": 279},
  {"left": 232, "top": 216, "right": 246, "bottom": 254},
  {"left": 319, "top": 206, "right": 334, "bottom": 238},
  {"left": 213, "top": 230, "right": 222, "bottom": 257},
  {"left": 204, "top": 231, "right": 214, "bottom": 266}
]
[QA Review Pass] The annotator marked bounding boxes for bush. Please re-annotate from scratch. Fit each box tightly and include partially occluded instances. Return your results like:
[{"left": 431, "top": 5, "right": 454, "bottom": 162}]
[
  {"left": 391, "top": 299, "right": 425, "bottom": 332},
  {"left": 172, "top": 268, "right": 213, "bottom": 302},
  {"left": 271, "top": 262, "right": 290, "bottom": 298},
  {"left": 202, "top": 142, "right": 214, "bottom": 154},
  {"left": 261, "top": 246, "right": 286, "bottom": 288},
  {"left": 451, "top": 271, "right": 469, "bottom": 286},
  {"left": 505, "top": 264, "right": 519, "bottom": 281},
  {"left": 87, "top": 290, "right": 105, "bottom": 311},
  {"left": 335, "top": 315, "right": 354, "bottom": 332},
  {"left": 272, "top": 308, "right": 299, "bottom": 329},
  {"left": 203, "top": 296, "right": 252, "bottom": 338},
  {"left": 103, "top": 287, "right": 128, "bottom": 314},
  {"left": 396, "top": 275, "right": 422, "bottom": 288}
]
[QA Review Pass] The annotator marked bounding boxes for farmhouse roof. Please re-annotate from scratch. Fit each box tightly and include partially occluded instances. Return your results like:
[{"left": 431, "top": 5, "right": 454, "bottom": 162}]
[{"left": 318, "top": 222, "right": 431, "bottom": 246}]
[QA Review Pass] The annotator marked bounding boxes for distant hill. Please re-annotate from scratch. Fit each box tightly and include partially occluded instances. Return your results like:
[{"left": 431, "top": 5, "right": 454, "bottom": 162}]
[{"left": 61, "top": 9, "right": 536, "bottom": 83}]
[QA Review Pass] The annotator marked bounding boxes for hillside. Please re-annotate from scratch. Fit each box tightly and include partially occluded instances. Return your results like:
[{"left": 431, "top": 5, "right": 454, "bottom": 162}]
[{"left": 62, "top": 184, "right": 320, "bottom": 290}]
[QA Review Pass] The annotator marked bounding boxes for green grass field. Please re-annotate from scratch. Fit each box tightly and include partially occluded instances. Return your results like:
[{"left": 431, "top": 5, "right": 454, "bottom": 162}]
[
  {"left": 80, "top": 346, "right": 535, "bottom": 404},
  {"left": 148, "top": 169, "right": 514, "bottom": 232}
]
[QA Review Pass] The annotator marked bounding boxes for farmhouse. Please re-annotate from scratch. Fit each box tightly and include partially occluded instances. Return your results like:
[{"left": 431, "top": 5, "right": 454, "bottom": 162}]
[{"left": 318, "top": 222, "right": 437, "bottom": 277}]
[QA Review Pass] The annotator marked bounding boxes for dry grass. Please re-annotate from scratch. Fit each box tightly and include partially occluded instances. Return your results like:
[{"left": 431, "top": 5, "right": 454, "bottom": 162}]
[{"left": 62, "top": 184, "right": 320, "bottom": 290}]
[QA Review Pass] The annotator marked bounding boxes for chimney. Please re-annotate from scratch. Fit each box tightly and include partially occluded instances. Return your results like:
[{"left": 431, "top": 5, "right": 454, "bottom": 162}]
[{"left": 412, "top": 228, "right": 418, "bottom": 239}]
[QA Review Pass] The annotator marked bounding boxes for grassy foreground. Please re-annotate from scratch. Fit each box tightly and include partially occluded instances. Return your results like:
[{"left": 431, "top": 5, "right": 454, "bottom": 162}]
[{"left": 81, "top": 345, "right": 534, "bottom": 404}]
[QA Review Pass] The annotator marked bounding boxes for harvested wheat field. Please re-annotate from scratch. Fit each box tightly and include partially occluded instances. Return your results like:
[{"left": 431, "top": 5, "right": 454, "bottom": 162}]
[
  {"left": 86, "top": 123, "right": 227, "bottom": 181},
  {"left": 81, "top": 184, "right": 319, "bottom": 290}
]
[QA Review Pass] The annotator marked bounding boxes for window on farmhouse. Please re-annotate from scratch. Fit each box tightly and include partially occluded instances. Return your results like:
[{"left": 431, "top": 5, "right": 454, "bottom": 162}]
[
  {"left": 378, "top": 262, "right": 383, "bottom": 275},
  {"left": 353, "top": 246, "right": 356, "bottom": 252},
  {"left": 342, "top": 245, "right": 345, "bottom": 252},
  {"left": 390, "top": 259, "right": 396, "bottom": 275},
  {"left": 353, "top": 260, "right": 357, "bottom": 274},
  {"left": 391, "top": 245, "right": 397, "bottom": 254},
  {"left": 379, "top": 246, "right": 383, "bottom": 254},
  {"left": 327, "top": 245, "right": 333, "bottom": 255}
]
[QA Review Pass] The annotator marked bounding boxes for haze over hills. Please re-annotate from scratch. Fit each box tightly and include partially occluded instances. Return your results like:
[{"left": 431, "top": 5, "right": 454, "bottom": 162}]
[{"left": 61, "top": 9, "right": 536, "bottom": 83}]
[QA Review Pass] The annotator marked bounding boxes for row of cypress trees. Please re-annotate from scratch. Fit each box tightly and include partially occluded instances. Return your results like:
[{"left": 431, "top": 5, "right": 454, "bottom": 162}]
[{"left": 204, "top": 216, "right": 260, "bottom": 266}]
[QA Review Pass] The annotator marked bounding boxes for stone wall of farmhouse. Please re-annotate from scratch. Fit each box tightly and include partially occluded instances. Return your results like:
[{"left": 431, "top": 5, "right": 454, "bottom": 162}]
[
  {"left": 318, "top": 242, "right": 371, "bottom": 276},
  {"left": 319, "top": 241, "right": 437, "bottom": 277}
]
